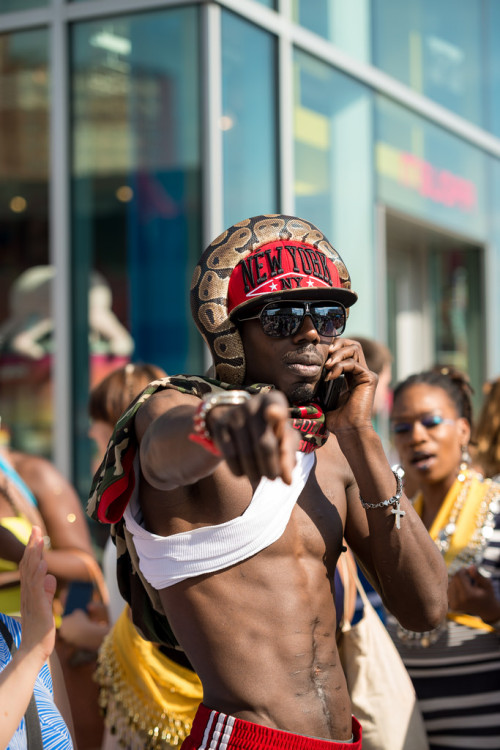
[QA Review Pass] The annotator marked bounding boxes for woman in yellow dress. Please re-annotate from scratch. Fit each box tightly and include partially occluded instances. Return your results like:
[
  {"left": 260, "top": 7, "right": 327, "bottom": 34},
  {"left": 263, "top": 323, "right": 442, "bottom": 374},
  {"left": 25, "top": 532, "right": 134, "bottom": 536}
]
[{"left": 386, "top": 367, "right": 500, "bottom": 750}]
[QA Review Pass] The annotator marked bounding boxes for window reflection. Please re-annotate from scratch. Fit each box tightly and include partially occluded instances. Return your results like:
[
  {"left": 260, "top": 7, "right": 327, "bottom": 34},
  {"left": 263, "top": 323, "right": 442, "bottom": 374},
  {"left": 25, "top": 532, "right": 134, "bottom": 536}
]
[
  {"left": 372, "top": 0, "right": 483, "bottom": 125},
  {"left": 71, "top": 7, "right": 202, "bottom": 499},
  {"left": 375, "top": 95, "right": 486, "bottom": 239},
  {"left": 222, "top": 11, "right": 278, "bottom": 225},
  {"left": 0, "top": 29, "right": 50, "bottom": 457},
  {"left": 0, "top": 0, "right": 47, "bottom": 12},
  {"left": 293, "top": 0, "right": 371, "bottom": 63},
  {"left": 293, "top": 50, "right": 374, "bottom": 337},
  {"left": 485, "top": 1, "right": 500, "bottom": 138}
]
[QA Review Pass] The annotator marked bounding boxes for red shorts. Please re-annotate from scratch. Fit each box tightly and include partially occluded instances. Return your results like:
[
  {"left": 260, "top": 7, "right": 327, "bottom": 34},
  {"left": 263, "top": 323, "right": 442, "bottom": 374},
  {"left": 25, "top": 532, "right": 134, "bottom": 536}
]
[{"left": 181, "top": 704, "right": 362, "bottom": 750}]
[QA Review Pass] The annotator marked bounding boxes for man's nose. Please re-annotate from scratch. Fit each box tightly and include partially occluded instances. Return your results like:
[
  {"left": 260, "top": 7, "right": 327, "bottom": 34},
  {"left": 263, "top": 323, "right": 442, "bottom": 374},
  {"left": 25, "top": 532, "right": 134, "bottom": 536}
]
[{"left": 293, "top": 313, "right": 319, "bottom": 342}]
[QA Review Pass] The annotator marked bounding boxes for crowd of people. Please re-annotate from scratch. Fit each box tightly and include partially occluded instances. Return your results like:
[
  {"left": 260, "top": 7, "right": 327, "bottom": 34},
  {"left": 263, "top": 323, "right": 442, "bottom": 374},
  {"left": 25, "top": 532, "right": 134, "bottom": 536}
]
[{"left": 1, "top": 213, "right": 499, "bottom": 750}]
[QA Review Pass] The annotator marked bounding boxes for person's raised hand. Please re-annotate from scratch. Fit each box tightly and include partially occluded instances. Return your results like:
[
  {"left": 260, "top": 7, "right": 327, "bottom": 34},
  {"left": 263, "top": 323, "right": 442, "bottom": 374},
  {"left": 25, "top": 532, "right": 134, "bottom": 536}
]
[
  {"left": 321, "top": 338, "right": 377, "bottom": 433},
  {"left": 18, "top": 526, "right": 57, "bottom": 664},
  {"left": 448, "top": 565, "right": 500, "bottom": 622},
  {"left": 207, "top": 390, "right": 299, "bottom": 485}
]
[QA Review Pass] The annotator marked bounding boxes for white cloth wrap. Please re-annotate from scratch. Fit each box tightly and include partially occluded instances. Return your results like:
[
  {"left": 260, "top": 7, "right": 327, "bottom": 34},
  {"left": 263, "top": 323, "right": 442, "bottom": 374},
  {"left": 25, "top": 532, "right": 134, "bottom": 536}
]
[{"left": 123, "top": 451, "right": 314, "bottom": 589}]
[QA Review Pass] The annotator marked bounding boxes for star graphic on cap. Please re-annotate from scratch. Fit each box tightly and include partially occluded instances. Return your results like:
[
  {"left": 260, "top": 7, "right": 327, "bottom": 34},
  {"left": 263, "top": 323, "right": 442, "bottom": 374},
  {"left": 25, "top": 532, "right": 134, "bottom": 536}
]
[
  {"left": 270, "top": 282, "right": 278, "bottom": 290},
  {"left": 307, "top": 279, "right": 315, "bottom": 287}
]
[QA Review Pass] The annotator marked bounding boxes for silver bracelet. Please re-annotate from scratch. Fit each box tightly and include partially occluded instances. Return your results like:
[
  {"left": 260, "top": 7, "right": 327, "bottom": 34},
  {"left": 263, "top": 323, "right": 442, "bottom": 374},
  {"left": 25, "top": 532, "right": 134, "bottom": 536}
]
[
  {"left": 360, "top": 466, "right": 406, "bottom": 529},
  {"left": 195, "top": 390, "right": 252, "bottom": 437},
  {"left": 189, "top": 390, "right": 252, "bottom": 455}
]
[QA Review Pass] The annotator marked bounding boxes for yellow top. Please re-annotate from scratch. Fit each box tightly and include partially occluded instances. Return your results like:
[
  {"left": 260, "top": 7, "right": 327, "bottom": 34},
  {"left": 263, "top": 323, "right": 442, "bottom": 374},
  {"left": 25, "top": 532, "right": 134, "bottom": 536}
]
[
  {"left": 0, "top": 515, "right": 32, "bottom": 615},
  {"left": 96, "top": 606, "right": 203, "bottom": 748},
  {"left": 413, "top": 472, "right": 497, "bottom": 632}
]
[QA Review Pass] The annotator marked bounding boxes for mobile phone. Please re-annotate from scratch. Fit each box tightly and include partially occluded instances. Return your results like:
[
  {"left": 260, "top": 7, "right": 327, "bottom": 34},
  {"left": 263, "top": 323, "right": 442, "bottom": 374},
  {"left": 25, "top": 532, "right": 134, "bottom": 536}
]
[
  {"left": 63, "top": 581, "right": 94, "bottom": 615},
  {"left": 316, "top": 373, "right": 348, "bottom": 412}
]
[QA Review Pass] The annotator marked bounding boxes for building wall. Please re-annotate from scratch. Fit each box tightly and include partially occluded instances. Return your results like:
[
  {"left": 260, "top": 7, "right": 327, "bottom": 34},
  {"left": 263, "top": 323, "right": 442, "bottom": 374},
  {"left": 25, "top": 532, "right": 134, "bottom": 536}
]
[{"left": 0, "top": 0, "right": 499, "bottom": 501}]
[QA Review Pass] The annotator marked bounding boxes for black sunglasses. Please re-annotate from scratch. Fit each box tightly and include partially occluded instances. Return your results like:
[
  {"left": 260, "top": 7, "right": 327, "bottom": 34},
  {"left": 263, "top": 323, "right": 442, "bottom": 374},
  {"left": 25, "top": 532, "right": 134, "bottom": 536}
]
[
  {"left": 391, "top": 415, "right": 455, "bottom": 435},
  {"left": 236, "top": 300, "right": 346, "bottom": 338}
]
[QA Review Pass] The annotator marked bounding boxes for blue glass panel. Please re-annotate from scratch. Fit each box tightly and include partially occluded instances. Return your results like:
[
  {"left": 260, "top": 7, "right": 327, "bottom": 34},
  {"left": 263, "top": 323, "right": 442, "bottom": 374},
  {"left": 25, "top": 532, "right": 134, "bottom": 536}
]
[
  {"left": 485, "top": 1, "right": 500, "bottom": 138},
  {"left": 0, "top": 0, "right": 47, "bottom": 10},
  {"left": 376, "top": 96, "right": 487, "bottom": 239},
  {"left": 222, "top": 11, "right": 278, "bottom": 226},
  {"left": 293, "top": 0, "right": 371, "bottom": 62},
  {"left": 0, "top": 28, "right": 50, "bottom": 456},
  {"left": 71, "top": 8, "right": 202, "bottom": 500},
  {"left": 373, "top": 0, "right": 483, "bottom": 125},
  {"left": 293, "top": 49, "right": 374, "bottom": 335}
]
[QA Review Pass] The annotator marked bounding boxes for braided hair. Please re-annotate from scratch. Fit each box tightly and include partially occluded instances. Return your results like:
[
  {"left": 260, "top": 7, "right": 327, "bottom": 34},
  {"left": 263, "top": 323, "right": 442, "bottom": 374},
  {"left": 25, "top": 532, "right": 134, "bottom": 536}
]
[
  {"left": 472, "top": 377, "right": 500, "bottom": 478},
  {"left": 392, "top": 366, "right": 474, "bottom": 429}
]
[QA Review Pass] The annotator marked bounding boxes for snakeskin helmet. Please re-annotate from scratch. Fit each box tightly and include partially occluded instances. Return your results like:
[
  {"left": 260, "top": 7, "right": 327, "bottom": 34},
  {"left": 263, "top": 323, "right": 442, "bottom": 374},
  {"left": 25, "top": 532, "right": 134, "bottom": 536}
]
[{"left": 190, "top": 214, "right": 357, "bottom": 384}]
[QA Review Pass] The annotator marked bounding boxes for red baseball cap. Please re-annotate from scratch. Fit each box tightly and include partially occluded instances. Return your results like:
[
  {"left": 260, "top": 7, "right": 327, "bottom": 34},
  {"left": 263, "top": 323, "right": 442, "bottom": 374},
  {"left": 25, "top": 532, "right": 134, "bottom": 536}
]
[{"left": 227, "top": 239, "right": 357, "bottom": 317}]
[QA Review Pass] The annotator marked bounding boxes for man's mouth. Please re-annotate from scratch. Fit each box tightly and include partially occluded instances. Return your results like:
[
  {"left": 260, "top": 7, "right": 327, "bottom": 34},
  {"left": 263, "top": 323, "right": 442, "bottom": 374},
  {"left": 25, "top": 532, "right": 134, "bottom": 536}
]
[{"left": 284, "top": 354, "right": 323, "bottom": 378}]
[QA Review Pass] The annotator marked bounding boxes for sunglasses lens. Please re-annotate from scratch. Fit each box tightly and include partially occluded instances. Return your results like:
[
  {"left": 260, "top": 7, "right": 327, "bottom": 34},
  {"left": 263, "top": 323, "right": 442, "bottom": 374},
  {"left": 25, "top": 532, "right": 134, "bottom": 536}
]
[
  {"left": 258, "top": 302, "right": 346, "bottom": 338},
  {"left": 311, "top": 304, "right": 346, "bottom": 336},
  {"left": 421, "top": 415, "right": 444, "bottom": 428},
  {"left": 392, "top": 423, "right": 411, "bottom": 434},
  {"left": 260, "top": 304, "right": 304, "bottom": 337},
  {"left": 392, "top": 415, "right": 452, "bottom": 434}
]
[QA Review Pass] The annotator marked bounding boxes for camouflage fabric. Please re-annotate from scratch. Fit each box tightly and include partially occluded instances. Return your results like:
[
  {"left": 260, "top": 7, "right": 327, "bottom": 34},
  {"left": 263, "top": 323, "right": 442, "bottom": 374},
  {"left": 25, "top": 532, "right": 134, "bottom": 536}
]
[{"left": 87, "top": 375, "right": 328, "bottom": 647}]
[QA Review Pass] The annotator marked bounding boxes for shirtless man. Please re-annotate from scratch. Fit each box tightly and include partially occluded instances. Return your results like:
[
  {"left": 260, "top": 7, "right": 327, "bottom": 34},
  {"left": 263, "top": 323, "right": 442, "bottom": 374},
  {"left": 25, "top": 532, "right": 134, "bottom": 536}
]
[{"left": 89, "top": 214, "right": 448, "bottom": 749}]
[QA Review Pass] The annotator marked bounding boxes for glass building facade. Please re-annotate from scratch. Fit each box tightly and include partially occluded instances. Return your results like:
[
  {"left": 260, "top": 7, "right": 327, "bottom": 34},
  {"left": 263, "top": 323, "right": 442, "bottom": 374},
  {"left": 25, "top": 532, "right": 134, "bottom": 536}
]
[{"left": 0, "top": 0, "right": 499, "bottom": 512}]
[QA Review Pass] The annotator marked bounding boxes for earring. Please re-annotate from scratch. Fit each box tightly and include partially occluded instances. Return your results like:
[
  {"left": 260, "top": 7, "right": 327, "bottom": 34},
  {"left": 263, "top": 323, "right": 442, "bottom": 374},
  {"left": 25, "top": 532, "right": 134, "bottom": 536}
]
[{"left": 458, "top": 445, "right": 471, "bottom": 481}]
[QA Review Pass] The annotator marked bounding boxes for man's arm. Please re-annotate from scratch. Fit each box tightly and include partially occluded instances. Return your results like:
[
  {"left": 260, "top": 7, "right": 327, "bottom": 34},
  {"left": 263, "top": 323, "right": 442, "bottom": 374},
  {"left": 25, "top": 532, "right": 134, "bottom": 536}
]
[
  {"left": 136, "top": 387, "right": 299, "bottom": 491},
  {"left": 324, "top": 339, "right": 448, "bottom": 632}
]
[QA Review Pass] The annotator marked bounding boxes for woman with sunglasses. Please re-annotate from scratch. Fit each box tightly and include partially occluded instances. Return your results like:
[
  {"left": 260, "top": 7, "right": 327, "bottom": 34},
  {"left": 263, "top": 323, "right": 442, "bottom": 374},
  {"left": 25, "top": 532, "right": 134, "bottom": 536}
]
[{"left": 387, "top": 367, "right": 500, "bottom": 750}]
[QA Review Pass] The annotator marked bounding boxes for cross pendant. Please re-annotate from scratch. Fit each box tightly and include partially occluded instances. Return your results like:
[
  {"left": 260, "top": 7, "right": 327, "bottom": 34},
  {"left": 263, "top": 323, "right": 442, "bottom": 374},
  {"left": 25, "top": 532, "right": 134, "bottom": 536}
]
[{"left": 391, "top": 501, "right": 406, "bottom": 530}]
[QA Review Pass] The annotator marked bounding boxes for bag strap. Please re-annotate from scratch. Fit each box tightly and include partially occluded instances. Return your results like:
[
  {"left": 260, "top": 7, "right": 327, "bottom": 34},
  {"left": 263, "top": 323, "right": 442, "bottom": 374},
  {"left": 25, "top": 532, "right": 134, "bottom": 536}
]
[
  {"left": 351, "top": 569, "right": 371, "bottom": 608},
  {"left": 68, "top": 549, "right": 110, "bottom": 607},
  {"left": 25, "top": 694, "right": 43, "bottom": 749},
  {"left": 0, "top": 618, "right": 43, "bottom": 749},
  {"left": 0, "top": 617, "right": 13, "bottom": 649},
  {"left": 339, "top": 551, "right": 376, "bottom": 631}
]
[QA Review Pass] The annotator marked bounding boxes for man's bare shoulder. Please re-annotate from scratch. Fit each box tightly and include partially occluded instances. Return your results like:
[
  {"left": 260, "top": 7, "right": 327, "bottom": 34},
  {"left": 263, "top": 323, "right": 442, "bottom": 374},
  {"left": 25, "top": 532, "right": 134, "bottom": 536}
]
[
  {"left": 135, "top": 387, "right": 199, "bottom": 441},
  {"left": 313, "top": 433, "right": 356, "bottom": 514},
  {"left": 316, "top": 432, "right": 354, "bottom": 479}
]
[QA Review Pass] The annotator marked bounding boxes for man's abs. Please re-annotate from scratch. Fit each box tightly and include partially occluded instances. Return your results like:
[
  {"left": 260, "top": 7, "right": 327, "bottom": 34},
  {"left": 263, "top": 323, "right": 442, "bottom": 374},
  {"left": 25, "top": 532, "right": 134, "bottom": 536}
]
[{"left": 158, "top": 546, "right": 353, "bottom": 742}]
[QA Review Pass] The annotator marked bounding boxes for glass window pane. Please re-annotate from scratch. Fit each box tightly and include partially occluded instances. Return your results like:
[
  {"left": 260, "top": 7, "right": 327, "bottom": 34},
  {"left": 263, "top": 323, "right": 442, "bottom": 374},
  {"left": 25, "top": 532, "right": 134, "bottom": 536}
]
[
  {"left": 0, "top": 29, "right": 50, "bottom": 456},
  {"left": 71, "top": 7, "right": 202, "bottom": 498},
  {"left": 386, "top": 213, "right": 484, "bottom": 408},
  {"left": 485, "top": 1, "right": 500, "bottom": 138},
  {"left": 430, "top": 247, "right": 483, "bottom": 394},
  {"left": 486, "top": 156, "right": 500, "bottom": 376},
  {"left": 293, "top": 49, "right": 374, "bottom": 334},
  {"left": 373, "top": 0, "right": 483, "bottom": 125},
  {"left": 375, "top": 95, "right": 487, "bottom": 240},
  {"left": 292, "top": 0, "right": 371, "bottom": 62},
  {"left": 0, "top": 0, "right": 47, "bottom": 11},
  {"left": 222, "top": 11, "right": 278, "bottom": 226}
]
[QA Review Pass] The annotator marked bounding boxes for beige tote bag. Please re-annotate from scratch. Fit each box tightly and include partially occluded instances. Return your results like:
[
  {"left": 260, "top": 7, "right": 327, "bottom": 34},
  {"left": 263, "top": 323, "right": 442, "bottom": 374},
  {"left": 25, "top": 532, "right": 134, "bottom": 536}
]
[{"left": 338, "top": 557, "right": 429, "bottom": 750}]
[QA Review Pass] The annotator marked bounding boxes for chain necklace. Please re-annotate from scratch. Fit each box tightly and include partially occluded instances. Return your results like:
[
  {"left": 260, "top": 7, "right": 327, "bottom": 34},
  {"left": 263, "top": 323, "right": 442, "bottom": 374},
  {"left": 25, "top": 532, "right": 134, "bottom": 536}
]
[
  {"left": 434, "top": 469, "right": 500, "bottom": 576},
  {"left": 397, "top": 468, "right": 500, "bottom": 648}
]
